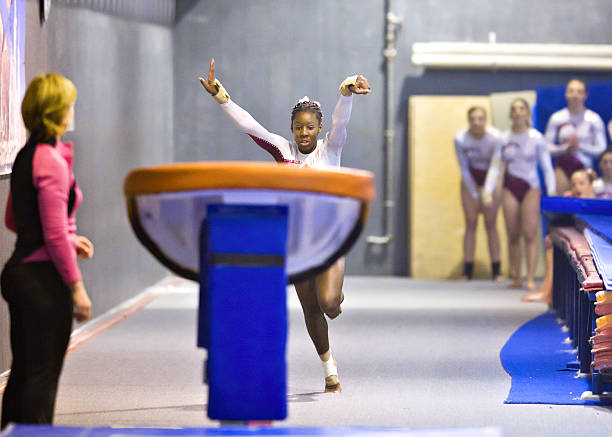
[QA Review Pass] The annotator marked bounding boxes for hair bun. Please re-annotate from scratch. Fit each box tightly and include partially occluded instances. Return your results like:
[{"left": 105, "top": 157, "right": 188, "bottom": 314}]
[{"left": 298, "top": 96, "right": 320, "bottom": 108}]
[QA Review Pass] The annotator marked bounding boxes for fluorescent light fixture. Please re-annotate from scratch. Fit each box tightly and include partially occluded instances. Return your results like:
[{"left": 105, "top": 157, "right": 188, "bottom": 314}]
[{"left": 412, "top": 42, "right": 612, "bottom": 70}]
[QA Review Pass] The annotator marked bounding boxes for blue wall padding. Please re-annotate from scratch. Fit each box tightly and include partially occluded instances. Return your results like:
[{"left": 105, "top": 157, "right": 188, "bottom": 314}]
[{"left": 200, "top": 204, "right": 288, "bottom": 421}]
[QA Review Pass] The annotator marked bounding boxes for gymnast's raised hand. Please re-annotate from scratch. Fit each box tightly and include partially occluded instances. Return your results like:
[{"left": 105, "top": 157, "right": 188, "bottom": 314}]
[
  {"left": 347, "top": 75, "right": 371, "bottom": 95},
  {"left": 199, "top": 58, "right": 371, "bottom": 98},
  {"left": 198, "top": 58, "right": 220, "bottom": 96}
]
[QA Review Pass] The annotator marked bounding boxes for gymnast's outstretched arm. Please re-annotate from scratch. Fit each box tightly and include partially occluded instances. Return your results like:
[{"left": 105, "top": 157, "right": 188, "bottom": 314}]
[
  {"left": 323, "top": 75, "right": 371, "bottom": 161},
  {"left": 199, "top": 58, "right": 292, "bottom": 162}
]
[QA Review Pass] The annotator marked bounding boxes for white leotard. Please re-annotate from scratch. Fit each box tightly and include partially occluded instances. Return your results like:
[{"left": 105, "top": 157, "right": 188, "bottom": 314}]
[
  {"left": 594, "top": 178, "right": 612, "bottom": 199},
  {"left": 219, "top": 95, "right": 353, "bottom": 169},
  {"left": 545, "top": 108, "right": 606, "bottom": 168},
  {"left": 498, "top": 128, "right": 556, "bottom": 195},
  {"left": 454, "top": 126, "right": 503, "bottom": 199}
]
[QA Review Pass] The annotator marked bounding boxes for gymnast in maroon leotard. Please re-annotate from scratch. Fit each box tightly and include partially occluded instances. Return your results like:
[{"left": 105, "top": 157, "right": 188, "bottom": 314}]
[
  {"left": 454, "top": 107, "right": 504, "bottom": 281},
  {"left": 490, "top": 99, "right": 556, "bottom": 291},
  {"left": 544, "top": 79, "right": 606, "bottom": 195}
]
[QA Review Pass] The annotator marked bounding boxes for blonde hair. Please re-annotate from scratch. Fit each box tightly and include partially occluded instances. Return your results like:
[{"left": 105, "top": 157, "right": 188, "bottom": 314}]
[{"left": 21, "top": 73, "right": 77, "bottom": 142}]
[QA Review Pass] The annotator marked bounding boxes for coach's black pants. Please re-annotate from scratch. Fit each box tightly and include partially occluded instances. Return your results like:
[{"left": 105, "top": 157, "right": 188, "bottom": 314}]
[{"left": 1, "top": 261, "right": 73, "bottom": 429}]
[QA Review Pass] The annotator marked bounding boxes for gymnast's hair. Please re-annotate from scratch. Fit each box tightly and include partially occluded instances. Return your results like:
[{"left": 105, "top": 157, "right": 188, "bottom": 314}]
[
  {"left": 573, "top": 168, "right": 597, "bottom": 183},
  {"left": 467, "top": 106, "right": 487, "bottom": 120},
  {"left": 567, "top": 77, "right": 588, "bottom": 93},
  {"left": 511, "top": 98, "right": 531, "bottom": 113},
  {"left": 291, "top": 100, "right": 323, "bottom": 125}
]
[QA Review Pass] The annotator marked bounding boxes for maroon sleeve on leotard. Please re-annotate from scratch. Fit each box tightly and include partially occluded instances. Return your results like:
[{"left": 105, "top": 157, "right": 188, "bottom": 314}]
[{"left": 248, "top": 135, "right": 285, "bottom": 163}]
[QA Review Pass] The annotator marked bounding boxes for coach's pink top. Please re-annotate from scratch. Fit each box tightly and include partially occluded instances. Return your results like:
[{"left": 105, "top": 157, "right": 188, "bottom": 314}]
[{"left": 5, "top": 141, "right": 83, "bottom": 285}]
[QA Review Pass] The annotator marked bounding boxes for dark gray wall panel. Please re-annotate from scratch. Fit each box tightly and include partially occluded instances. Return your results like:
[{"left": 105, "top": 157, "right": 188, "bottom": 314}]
[
  {"left": 54, "top": 0, "right": 176, "bottom": 26},
  {"left": 0, "top": 0, "right": 173, "bottom": 371},
  {"left": 37, "top": 3, "right": 174, "bottom": 312}
]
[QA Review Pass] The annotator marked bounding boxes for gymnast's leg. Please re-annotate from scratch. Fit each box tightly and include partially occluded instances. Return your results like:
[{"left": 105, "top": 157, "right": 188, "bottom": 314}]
[
  {"left": 502, "top": 189, "right": 522, "bottom": 288},
  {"left": 521, "top": 188, "right": 541, "bottom": 291},
  {"left": 314, "top": 257, "right": 345, "bottom": 319},
  {"left": 294, "top": 258, "right": 345, "bottom": 393},
  {"left": 523, "top": 236, "right": 553, "bottom": 304},
  {"left": 483, "top": 184, "right": 503, "bottom": 281},
  {"left": 460, "top": 182, "right": 479, "bottom": 280},
  {"left": 294, "top": 278, "right": 329, "bottom": 357}
]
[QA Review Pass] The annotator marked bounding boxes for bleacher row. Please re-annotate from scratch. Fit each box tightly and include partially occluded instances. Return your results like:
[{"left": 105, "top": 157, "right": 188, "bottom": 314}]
[{"left": 544, "top": 198, "right": 612, "bottom": 395}]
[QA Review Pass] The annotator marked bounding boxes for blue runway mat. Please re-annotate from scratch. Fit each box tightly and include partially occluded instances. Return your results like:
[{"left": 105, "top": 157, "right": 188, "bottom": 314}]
[
  {"left": 501, "top": 312, "right": 612, "bottom": 405},
  {"left": 0, "top": 424, "right": 503, "bottom": 437}
]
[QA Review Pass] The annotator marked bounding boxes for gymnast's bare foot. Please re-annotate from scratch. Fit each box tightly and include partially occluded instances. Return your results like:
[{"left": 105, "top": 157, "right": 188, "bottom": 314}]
[
  {"left": 521, "top": 290, "right": 551, "bottom": 304},
  {"left": 324, "top": 375, "right": 342, "bottom": 393},
  {"left": 494, "top": 275, "right": 505, "bottom": 283},
  {"left": 510, "top": 278, "right": 523, "bottom": 288},
  {"left": 525, "top": 280, "right": 537, "bottom": 292}
]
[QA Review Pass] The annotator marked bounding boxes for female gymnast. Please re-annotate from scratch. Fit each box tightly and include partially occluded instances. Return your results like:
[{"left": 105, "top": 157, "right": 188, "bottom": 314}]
[
  {"left": 198, "top": 58, "right": 370, "bottom": 393},
  {"left": 486, "top": 99, "right": 556, "bottom": 291},
  {"left": 594, "top": 148, "right": 612, "bottom": 199},
  {"left": 544, "top": 78, "right": 606, "bottom": 195},
  {"left": 1, "top": 73, "right": 93, "bottom": 428},
  {"left": 523, "top": 168, "right": 596, "bottom": 303},
  {"left": 454, "top": 106, "right": 504, "bottom": 281}
]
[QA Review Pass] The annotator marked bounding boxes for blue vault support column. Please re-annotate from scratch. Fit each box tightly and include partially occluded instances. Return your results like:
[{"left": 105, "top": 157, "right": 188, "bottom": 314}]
[{"left": 198, "top": 204, "right": 288, "bottom": 421}]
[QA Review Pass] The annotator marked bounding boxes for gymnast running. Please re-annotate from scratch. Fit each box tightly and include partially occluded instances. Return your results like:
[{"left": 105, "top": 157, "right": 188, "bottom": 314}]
[
  {"left": 544, "top": 78, "right": 606, "bottom": 195},
  {"left": 484, "top": 98, "right": 556, "bottom": 291},
  {"left": 594, "top": 148, "right": 612, "bottom": 199},
  {"left": 198, "top": 58, "right": 371, "bottom": 393},
  {"left": 454, "top": 106, "right": 504, "bottom": 281}
]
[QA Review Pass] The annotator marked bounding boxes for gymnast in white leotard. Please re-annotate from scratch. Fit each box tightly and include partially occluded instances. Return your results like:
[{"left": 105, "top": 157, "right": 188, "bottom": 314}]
[
  {"left": 454, "top": 107, "right": 504, "bottom": 281},
  {"left": 199, "top": 58, "right": 370, "bottom": 393},
  {"left": 544, "top": 78, "right": 606, "bottom": 194},
  {"left": 490, "top": 98, "right": 556, "bottom": 291}
]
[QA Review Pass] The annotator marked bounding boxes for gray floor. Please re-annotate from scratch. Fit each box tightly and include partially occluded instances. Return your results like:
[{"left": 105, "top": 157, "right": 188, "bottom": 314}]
[{"left": 45, "top": 276, "right": 612, "bottom": 436}]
